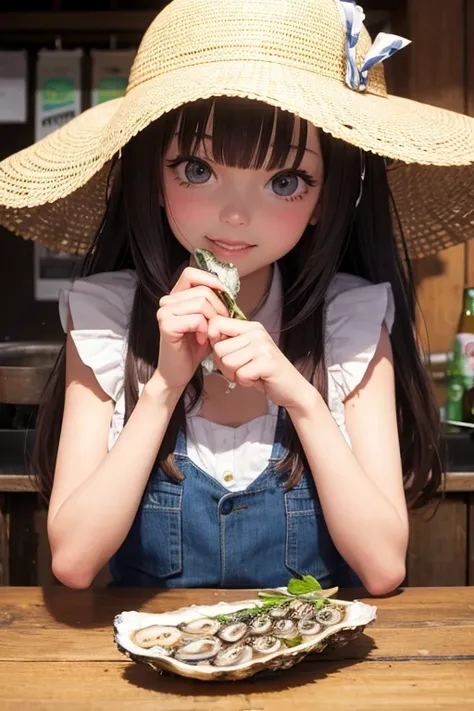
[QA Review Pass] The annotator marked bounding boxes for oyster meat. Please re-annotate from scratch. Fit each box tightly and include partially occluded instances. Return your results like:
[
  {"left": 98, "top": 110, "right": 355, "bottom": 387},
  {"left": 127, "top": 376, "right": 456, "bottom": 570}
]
[
  {"left": 174, "top": 638, "right": 222, "bottom": 663},
  {"left": 249, "top": 635, "right": 282, "bottom": 655},
  {"left": 214, "top": 643, "right": 253, "bottom": 667},
  {"left": 249, "top": 615, "right": 273, "bottom": 635},
  {"left": 218, "top": 621, "right": 249, "bottom": 643},
  {"left": 194, "top": 248, "right": 246, "bottom": 320},
  {"left": 272, "top": 619, "right": 298, "bottom": 639},
  {"left": 194, "top": 247, "right": 246, "bottom": 383},
  {"left": 114, "top": 585, "right": 377, "bottom": 681},
  {"left": 179, "top": 617, "right": 221, "bottom": 637},
  {"left": 131, "top": 624, "right": 182, "bottom": 650}
]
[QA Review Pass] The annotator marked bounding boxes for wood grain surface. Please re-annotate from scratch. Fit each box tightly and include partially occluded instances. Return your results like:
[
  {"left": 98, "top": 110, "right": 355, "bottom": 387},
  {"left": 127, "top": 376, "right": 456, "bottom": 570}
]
[{"left": 0, "top": 586, "right": 473, "bottom": 709}]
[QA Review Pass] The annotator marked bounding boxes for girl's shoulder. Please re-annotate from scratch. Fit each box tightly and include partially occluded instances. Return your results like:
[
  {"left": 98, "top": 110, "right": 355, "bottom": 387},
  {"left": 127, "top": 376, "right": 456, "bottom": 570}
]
[
  {"left": 325, "top": 272, "right": 395, "bottom": 336},
  {"left": 58, "top": 269, "right": 138, "bottom": 401},
  {"left": 58, "top": 269, "right": 138, "bottom": 335},
  {"left": 325, "top": 271, "right": 395, "bottom": 405}
]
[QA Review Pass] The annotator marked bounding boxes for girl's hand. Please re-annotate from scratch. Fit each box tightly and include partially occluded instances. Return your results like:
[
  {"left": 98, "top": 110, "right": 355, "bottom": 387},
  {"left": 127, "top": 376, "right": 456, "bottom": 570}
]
[
  {"left": 155, "top": 267, "right": 229, "bottom": 391},
  {"left": 208, "top": 317, "right": 315, "bottom": 411}
]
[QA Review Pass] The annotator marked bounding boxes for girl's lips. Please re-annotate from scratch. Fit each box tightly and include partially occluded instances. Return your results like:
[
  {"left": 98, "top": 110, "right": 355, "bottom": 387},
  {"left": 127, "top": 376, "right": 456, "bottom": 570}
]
[{"left": 207, "top": 238, "right": 256, "bottom": 256}]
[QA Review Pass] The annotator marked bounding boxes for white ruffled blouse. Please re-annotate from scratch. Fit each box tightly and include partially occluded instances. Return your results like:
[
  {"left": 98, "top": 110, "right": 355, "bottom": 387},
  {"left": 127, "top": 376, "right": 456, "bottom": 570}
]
[{"left": 59, "top": 267, "right": 395, "bottom": 493}]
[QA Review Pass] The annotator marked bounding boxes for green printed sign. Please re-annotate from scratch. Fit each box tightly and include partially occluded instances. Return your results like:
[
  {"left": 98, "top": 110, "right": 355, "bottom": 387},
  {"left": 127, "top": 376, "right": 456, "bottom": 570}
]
[
  {"left": 97, "top": 76, "right": 128, "bottom": 103},
  {"left": 42, "top": 78, "right": 75, "bottom": 111}
]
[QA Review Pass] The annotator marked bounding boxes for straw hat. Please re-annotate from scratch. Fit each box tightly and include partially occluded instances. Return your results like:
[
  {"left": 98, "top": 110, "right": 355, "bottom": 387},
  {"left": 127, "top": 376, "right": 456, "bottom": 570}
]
[{"left": 1, "top": 0, "right": 474, "bottom": 259}]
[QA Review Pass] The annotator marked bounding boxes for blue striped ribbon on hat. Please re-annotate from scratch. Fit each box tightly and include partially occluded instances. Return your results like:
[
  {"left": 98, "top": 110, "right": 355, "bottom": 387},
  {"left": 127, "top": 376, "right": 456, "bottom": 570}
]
[{"left": 336, "top": 0, "right": 411, "bottom": 92}]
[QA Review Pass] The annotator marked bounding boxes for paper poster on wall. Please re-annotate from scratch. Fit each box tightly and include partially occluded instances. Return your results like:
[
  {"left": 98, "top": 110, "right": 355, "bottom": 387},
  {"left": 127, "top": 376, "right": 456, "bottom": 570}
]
[
  {"left": 34, "top": 49, "right": 84, "bottom": 302},
  {"left": 91, "top": 49, "right": 135, "bottom": 107},
  {"left": 0, "top": 51, "right": 27, "bottom": 123},
  {"left": 34, "top": 247, "right": 84, "bottom": 301}
]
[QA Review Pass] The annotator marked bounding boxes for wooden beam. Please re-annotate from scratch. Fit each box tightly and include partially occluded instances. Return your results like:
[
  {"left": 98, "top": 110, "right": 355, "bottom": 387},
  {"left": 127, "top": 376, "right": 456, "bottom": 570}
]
[
  {"left": 0, "top": 11, "right": 156, "bottom": 34},
  {"left": 0, "top": 0, "right": 404, "bottom": 35},
  {"left": 1, "top": 471, "right": 473, "bottom": 493},
  {"left": 0, "top": 475, "right": 38, "bottom": 493}
]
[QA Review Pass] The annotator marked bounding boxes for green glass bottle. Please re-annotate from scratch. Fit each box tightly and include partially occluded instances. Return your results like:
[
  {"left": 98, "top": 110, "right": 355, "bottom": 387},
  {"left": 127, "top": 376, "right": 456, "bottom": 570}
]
[{"left": 445, "top": 288, "right": 474, "bottom": 424}]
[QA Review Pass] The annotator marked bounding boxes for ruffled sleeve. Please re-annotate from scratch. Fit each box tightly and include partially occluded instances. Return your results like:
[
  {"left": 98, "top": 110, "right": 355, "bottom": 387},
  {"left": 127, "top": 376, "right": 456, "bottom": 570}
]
[
  {"left": 325, "top": 272, "right": 395, "bottom": 442},
  {"left": 58, "top": 270, "right": 137, "bottom": 402}
]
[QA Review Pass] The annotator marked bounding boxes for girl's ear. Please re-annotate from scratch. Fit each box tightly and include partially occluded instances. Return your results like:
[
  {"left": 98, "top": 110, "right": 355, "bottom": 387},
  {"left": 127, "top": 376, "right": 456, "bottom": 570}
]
[{"left": 309, "top": 203, "right": 321, "bottom": 226}]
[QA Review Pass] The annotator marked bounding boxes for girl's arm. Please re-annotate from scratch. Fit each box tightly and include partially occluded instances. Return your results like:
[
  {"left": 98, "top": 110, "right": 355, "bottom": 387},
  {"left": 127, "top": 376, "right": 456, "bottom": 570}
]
[
  {"left": 49, "top": 269, "right": 227, "bottom": 589},
  {"left": 47, "top": 325, "right": 182, "bottom": 589},
  {"left": 288, "top": 325, "right": 409, "bottom": 595}
]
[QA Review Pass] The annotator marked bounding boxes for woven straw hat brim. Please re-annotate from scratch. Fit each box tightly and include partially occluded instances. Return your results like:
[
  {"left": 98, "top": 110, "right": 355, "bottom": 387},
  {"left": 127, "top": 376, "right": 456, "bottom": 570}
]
[{"left": 1, "top": 59, "right": 474, "bottom": 256}]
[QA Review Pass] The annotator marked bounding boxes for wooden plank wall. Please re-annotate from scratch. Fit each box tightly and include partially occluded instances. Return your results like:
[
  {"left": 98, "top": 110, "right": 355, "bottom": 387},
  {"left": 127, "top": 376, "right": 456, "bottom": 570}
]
[
  {"left": 409, "top": 0, "right": 467, "bottom": 360},
  {"left": 467, "top": 0, "right": 474, "bottom": 590},
  {"left": 389, "top": 0, "right": 474, "bottom": 586},
  {"left": 467, "top": 0, "right": 474, "bottom": 287},
  {"left": 2, "top": 1, "right": 474, "bottom": 589}
]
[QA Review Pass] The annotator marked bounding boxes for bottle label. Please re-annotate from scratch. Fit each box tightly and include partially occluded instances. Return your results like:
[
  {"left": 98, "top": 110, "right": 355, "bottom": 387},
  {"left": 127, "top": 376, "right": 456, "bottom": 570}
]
[
  {"left": 451, "top": 333, "right": 474, "bottom": 378},
  {"left": 446, "top": 378, "right": 465, "bottom": 422}
]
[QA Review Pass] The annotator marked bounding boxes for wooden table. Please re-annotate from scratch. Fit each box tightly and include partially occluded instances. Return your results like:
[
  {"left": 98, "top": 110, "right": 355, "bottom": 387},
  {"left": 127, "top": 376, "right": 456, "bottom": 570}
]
[{"left": 0, "top": 586, "right": 473, "bottom": 710}]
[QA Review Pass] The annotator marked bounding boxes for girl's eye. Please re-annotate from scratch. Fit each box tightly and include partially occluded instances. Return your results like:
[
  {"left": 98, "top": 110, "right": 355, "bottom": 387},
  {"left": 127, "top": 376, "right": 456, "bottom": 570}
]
[
  {"left": 271, "top": 173, "right": 300, "bottom": 197},
  {"left": 179, "top": 159, "right": 213, "bottom": 184},
  {"left": 269, "top": 171, "right": 316, "bottom": 199}
]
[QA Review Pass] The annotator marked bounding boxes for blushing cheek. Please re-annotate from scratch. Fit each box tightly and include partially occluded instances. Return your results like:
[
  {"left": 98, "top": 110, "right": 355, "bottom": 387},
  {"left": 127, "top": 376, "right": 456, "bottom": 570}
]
[
  {"left": 264, "top": 204, "right": 313, "bottom": 252},
  {"left": 165, "top": 184, "right": 211, "bottom": 234}
]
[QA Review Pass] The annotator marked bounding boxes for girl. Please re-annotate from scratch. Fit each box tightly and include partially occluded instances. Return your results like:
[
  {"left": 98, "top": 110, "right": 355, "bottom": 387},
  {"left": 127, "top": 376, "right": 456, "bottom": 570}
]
[{"left": 1, "top": 0, "right": 473, "bottom": 593}]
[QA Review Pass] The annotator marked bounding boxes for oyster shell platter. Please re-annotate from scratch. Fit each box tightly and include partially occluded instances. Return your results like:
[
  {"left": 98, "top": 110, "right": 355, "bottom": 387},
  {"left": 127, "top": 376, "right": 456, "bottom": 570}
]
[{"left": 114, "top": 578, "right": 377, "bottom": 681}]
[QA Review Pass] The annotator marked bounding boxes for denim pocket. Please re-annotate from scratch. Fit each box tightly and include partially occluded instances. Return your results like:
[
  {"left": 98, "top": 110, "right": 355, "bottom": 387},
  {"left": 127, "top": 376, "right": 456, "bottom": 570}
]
[
  {"left": 284, "top": 486, "right": 344, "bottom": 582},
  {"left": 136, "top": 477, "right": 183, "bottom": 578}
]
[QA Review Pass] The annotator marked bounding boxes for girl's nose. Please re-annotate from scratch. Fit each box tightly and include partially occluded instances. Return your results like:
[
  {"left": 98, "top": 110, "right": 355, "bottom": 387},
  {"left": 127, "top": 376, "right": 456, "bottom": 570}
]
[{"left": 219, "top": 204, "right": 250, "bottom": 227}]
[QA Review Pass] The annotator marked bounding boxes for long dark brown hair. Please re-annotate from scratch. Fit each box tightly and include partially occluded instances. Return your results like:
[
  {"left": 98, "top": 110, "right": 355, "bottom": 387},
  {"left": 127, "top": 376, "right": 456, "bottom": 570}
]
[{"left": 32, "top": 97, "right": 444, "bottom": 509}]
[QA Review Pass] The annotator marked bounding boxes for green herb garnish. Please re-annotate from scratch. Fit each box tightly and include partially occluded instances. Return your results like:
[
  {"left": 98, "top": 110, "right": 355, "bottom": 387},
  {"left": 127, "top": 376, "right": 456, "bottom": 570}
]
[
  {"left": 281, "top": 636, "right": 304, "bottom": 648},
  {"left": 214, "top": 598, "right": 286, "bottom": 624},
  {"left": 287, "top": 575, "right": 322, "bottom": 595},
  {"left": 287, "top": 575, "right": 338, "bottom": 600},
  {"left": 256, "top": 593, "right": 291, "bottom": 605},
  {"left": 214, "top": 577, "right": 337, "bottom": 624}
]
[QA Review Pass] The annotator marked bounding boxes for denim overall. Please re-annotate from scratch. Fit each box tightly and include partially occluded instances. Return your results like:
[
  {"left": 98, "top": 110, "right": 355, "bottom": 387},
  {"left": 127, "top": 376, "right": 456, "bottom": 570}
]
[{"left": 110, "top": 407, "right": 360, "bottom": 588}]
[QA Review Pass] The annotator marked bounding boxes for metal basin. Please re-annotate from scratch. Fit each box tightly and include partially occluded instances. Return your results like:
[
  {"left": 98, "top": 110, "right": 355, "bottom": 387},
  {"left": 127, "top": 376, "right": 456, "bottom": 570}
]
[{"left": 0, "top": 342, "right": 62, "bottom": 405}]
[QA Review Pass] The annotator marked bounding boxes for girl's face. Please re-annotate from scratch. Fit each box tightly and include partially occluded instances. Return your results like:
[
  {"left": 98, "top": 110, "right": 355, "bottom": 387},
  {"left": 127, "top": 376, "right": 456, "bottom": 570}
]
[{"left": 162, "top": 117, "right": 324, "bottom": 278}]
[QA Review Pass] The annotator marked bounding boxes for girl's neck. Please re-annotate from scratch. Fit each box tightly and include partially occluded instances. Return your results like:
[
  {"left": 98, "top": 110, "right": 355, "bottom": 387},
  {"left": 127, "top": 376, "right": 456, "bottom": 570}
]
[{"left": 236, "top": 264, "right": 273, "bottom": 318}]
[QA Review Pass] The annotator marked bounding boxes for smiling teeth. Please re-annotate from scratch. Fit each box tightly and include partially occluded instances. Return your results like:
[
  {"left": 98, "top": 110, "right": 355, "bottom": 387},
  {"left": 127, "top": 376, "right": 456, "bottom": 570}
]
[{"left": 214, "top": 241, "right": 251, "bottom": 251}]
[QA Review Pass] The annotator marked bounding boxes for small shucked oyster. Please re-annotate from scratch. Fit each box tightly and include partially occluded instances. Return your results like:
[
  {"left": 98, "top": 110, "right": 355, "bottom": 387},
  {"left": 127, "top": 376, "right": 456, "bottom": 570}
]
[
  {"left": 272, "top": 619, "right": 299, "bottom": 639},
  {"left": 297, "top": 618, "right": 322, "bottom": 636},
  {"left": 174, "top": 638, "right": 222, "bottom": 663},
  {"left": 218, "top": 621, "right": 249, "bottom": 643},
  {"left": 249, "top": 635, "right": 282, "bottom": 655},
  {"left": 287, "top": 600, "right": 316, "bottom": 619},
  {"left": 179, "top": 617, "right": 221, "bottom": 637},
  {"left": 214, "top": 643, "right": 253, "bottom": 667},
  {"left": 248, "top": 615, "right": 273, "bottom": 635},
  {"left": 114, "top": 578, "right": 377, "bottom": 682},
  {"left": 131, "top": 624, "right": 182, "bottom": 650},
  {"left": 315, "top": 607, "right": 344, "bottom": 626},
  {"left": 194, "top": 248, "right": 246, "bottom": 320},
  {"left": 194, "top": 248, "right": 247, "bottom": 385}
]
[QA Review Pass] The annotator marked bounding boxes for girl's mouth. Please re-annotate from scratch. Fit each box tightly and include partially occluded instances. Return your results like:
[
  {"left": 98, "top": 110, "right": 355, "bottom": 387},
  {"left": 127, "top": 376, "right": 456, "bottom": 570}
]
[{"left": 208, "top": 238, "right": 255, "bottom": 256}]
